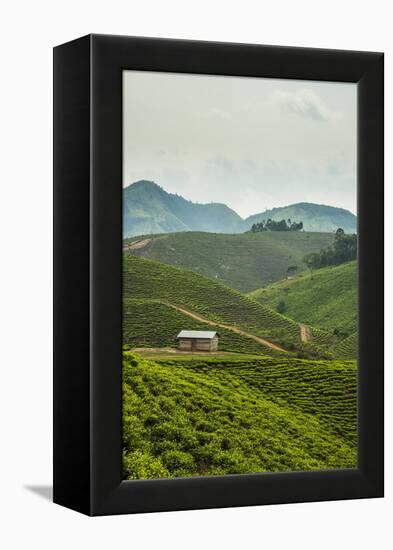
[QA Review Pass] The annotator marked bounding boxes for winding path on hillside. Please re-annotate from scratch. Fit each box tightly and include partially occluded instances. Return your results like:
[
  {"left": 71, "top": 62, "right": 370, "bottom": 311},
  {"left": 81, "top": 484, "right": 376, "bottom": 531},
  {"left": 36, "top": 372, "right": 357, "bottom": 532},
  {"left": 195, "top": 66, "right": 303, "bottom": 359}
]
[
  {"left": 299, "top": 323, "right": 312, "bottom": 343},
  {"left": 123, "top": 238, "right": 153, "bottom": 251},
  {"left": 163, "top": 302, "right": 289, "bottom": 354}
]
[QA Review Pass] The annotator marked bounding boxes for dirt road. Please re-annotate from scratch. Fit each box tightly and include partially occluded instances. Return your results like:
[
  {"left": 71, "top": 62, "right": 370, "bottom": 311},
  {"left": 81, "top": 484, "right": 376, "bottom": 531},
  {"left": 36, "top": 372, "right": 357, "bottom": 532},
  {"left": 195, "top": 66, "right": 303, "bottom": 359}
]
[
  {"left": 299, "top": 324, "right": 312, "bottom": 343},
  {"left": 163, "top": 302, "right": 288, "bottom": 353},
  {"left": 123, "top": 238, "right": 152, "bottom": 251}
]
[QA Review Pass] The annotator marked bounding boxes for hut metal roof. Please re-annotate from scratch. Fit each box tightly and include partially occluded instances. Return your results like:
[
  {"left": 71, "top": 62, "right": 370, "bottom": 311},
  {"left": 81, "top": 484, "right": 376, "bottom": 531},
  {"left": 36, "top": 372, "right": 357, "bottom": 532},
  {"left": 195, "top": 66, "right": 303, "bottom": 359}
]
[{"left": 177, "top": 330, "right": 217, "bottom": 339}]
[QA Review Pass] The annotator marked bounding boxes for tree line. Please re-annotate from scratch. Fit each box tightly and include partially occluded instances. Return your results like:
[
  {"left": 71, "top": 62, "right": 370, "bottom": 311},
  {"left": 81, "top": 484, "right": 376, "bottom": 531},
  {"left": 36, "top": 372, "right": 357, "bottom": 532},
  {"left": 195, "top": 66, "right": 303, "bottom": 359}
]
[
  {"left": 248, "top": 218, "right": 303, "bottom": 232},
  {"left": 303, "top": 228, "right": 357, "bottom": 270}
]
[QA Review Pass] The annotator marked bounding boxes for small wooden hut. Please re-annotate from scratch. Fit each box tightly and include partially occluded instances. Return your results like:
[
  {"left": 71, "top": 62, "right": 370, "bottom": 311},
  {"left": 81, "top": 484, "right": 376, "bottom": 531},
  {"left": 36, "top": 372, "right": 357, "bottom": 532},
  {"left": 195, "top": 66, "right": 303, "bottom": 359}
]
[{"left": 176, "top": 330, "right": 218, "bottom": 352}]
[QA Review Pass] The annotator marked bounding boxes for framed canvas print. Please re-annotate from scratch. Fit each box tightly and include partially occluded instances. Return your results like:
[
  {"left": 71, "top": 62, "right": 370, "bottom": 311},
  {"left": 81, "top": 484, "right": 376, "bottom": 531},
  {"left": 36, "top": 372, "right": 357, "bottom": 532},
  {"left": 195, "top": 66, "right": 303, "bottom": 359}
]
[{"left": 53, "top": 34, "right": 384, "bottom": 516}]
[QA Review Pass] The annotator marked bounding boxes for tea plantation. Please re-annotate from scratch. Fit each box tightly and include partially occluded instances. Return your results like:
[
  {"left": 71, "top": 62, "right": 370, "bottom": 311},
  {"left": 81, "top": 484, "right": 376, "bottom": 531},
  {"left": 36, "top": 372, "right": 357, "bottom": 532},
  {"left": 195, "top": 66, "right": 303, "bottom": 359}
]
[
  {"left": 248, "top": 261, "right": 357, "bottom": 336},
  {"left": 333, "top": 332, "right": 358, "bottom": 360},
  {"left": 124, "top": 230, "right": 335, "bottom": 292},
  {"left": 123, "top": 299, "right": 281, "bottom": 356},
  {"left": 123, "top": 254, "right": 336, "bottom": 352},
  {"left": 123, "top": 353, "right": 357, "bottom": 479}
]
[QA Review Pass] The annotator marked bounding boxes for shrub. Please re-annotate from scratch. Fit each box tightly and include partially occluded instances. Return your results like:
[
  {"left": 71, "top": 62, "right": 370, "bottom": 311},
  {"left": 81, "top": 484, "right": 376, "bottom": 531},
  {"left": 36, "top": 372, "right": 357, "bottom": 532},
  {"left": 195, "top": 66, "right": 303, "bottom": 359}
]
[
  {"left": 123, "top": 451, "right": 169, "bottom": 480},
  {"left": 276, "top": 300, "right": 287, "bottom": 314},
  {"left": 144, "top": 414, "right": 160, "bottom": 427},
  {"left": 161, "top": 450, "right": 195, "bottom": 472},
  {"left": 195, "top": 420, "right": 215, "bottom": 432},
  {"left": 122, "top": 353, "right": 357, "bottom": 480}
]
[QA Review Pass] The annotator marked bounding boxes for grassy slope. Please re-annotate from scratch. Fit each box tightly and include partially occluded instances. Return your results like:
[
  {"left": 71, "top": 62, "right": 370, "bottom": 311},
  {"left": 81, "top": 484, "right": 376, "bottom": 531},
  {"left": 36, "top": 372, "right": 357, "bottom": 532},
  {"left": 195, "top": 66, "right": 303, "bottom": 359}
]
[
  {"left": 124, "top": 231, "right": 335, "bottom": 292},
  {"left": 123, "top": 255, "right": 337, "bottom": 355},
  {"left": 124, "top": 299, "right": 280, "bottom": 356},
  {"left": 333, "top": 332, "right": 358, "bottom": 360},
  {"left": 123, "top": 353, "right": 357, "bottom": 479},
  {"left": 123, "top": 254, "right": 304, "bottom": 347},
  {"left": 248, "top": 261, "right": 357, "bottom": 335}
]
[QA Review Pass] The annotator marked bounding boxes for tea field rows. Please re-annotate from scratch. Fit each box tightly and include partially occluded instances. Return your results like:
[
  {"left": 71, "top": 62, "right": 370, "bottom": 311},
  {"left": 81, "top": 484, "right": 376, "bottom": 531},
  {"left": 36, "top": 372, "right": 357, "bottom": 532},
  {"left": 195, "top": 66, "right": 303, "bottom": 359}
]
[
  {"left": 124, "top": 231, "right": 335, "bottom": 292},
  {"left": 123, "top": 353, "right": 357, "bottom": 479},
  {"left": 123, "top": 255, "right": 335, "bottom": 354},
  {"left": 248, "top": 261, "right": 357, "bottom": 336}
]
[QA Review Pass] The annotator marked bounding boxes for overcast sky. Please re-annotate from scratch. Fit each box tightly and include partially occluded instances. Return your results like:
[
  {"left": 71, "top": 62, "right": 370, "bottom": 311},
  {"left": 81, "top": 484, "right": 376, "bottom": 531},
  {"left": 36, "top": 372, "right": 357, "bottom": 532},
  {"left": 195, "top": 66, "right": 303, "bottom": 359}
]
[{"left": 123, "top": 70, "right": 357, "bottom": 218}]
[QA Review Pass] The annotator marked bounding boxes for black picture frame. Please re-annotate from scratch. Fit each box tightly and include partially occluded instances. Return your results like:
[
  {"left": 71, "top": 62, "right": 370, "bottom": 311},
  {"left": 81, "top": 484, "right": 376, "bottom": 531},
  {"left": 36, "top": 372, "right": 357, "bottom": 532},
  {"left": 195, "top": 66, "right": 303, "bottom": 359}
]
[{"left": 53, "top": 34, "right": 384, "bottom": 516}]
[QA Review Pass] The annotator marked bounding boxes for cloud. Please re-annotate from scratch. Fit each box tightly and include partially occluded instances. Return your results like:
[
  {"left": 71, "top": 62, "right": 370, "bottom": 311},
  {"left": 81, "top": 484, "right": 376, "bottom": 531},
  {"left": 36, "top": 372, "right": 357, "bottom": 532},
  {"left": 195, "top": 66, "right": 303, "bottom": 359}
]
[
  {"left": 203, "top": 107, "right": 232, "bottom": 121},
  {"left": 272, "top": 88, "right": 341, "bottom": 121}
]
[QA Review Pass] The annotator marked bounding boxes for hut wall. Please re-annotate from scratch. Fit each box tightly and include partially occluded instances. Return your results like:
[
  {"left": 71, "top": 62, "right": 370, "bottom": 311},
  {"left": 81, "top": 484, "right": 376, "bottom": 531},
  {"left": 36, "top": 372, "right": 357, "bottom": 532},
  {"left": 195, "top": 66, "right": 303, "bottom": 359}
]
[
  {"left": 194, "top": 339, "right": 212, "bottom": 351},
  {"left": 210, "top": 337, "right": 218, "bottom": 351},
  {"left": 178, "top": 337, "right": 219, "bottom": 351},
  {"left": 179, "top": 339, "right": 192, "bottom": 350}
]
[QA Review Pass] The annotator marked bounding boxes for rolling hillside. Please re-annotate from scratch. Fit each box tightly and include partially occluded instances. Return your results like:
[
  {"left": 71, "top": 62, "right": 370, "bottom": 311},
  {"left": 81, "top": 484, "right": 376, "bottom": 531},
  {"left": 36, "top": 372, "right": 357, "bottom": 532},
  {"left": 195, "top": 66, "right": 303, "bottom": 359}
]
[
  {"left": 123, "top": 255, "right": 336, "bottom": 357},
  {"left": 123, "top": 352, "right": 357, "bottom": 479},
  {"left": 333, "top": 332, "right": 358, "bottom": 360},
  {"left": 123, "top": 180, "right": 357, "bottom": 236},
  {"left": 248, "top": 261, "right": 357, "bottom": 335},
  {"left": 123, "top": 180, "right": 244, "bottom": 237},
  {"left": 245, "top": 202, "right": 357, "bottom": 234},
  {"left": 123, "top": 254, "right": 301, "bottom": 346},
  {"left": 123, "top": 299, "right": 281, "bottom": 356},
  {"left": 124, "top": 231, "right": 335, "bottom": 292}
]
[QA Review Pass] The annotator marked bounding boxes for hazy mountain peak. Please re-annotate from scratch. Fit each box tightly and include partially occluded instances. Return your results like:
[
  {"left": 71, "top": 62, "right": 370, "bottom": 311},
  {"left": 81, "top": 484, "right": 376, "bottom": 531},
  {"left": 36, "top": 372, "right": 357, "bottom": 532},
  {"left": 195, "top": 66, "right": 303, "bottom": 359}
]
[
  {"left": 123, "top": 180, "right": 357, "bottom": 237},
  {"left": 256, "top": 201, "right": 354, "bottom": 216},
  {"left": 246, "top": 202, "right": 356, "bottom": 234},
  {"left": 124, "top": 179, "right": 165, "bottom": 193}
]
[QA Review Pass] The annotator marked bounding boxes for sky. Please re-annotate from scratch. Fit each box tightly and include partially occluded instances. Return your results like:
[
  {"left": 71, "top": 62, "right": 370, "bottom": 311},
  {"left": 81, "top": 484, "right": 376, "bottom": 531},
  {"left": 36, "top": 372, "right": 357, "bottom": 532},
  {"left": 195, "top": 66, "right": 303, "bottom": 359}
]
[{"left": 123, "top": 70, "right": 357, "bottom": 218}]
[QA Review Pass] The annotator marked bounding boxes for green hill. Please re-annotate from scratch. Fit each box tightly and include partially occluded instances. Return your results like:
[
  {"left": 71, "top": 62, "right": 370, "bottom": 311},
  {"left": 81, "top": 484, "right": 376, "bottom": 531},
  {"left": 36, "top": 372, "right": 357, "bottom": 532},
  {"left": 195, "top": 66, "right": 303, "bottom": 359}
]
[
  {"left": 123, "top": 299, "right": 280, "bottom": 356},
  {"left": 248, "top": 261, "right": 357, "bottom": 335},
  {"left": 123, "top": 180, "right": 244, "bottom": 237},
  {"left": 245, "top": 202, "right": 357, "bottom": 234},
  {"left": 124, "top": 231, "right": 335, "bottom": 292},
  {"left": 123, "top": 181, "right": 357, "bottom": 237},
  {"left": 333, "top": 332, "right": 358, "bottom": 360},
  {"left": 123, "top": 254, "right": 301, "bottom": 347},
  {"left": 123, "top": 352, "right": 357, "bottom": 479},
  {"left": 123, "top": 255, "right": 337, "bottom": 357}
]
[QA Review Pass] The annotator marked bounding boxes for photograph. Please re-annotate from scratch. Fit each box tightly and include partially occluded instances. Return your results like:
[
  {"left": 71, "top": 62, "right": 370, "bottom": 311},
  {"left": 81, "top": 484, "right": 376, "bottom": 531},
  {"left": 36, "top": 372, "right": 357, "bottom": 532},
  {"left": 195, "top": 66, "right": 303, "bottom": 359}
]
[
  {"left": 1, "top": 0, "right": 387, "bottom": 543},
  {"left": 121, "top": 70, "right": 358, "bottom": 480}
]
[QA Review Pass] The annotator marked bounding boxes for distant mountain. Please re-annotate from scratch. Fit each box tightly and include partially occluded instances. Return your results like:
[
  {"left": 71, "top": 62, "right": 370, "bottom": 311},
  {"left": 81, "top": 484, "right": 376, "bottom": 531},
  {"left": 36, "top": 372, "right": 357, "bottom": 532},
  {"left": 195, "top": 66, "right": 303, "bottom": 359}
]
[
  {"left": 245, "top": 203, "right": 357, "bottom": 234},
  {"left": 123, "top": 181, "right": 357, "bottom": 237},
  {"left": 123, "top": 180, "right": 244, "bottom": 237}
]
